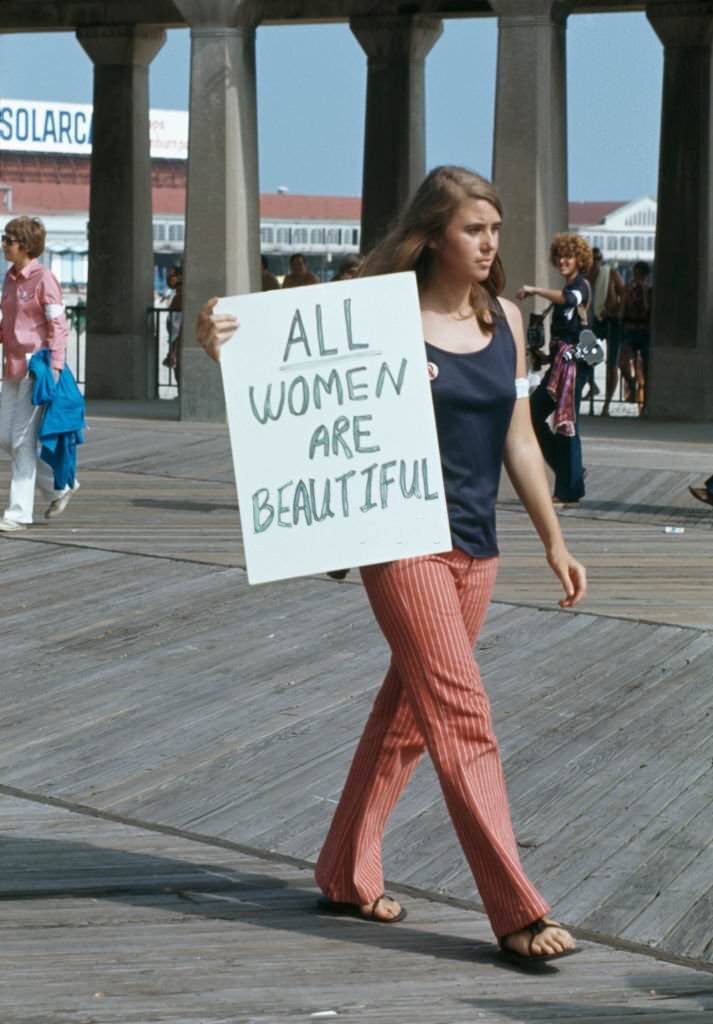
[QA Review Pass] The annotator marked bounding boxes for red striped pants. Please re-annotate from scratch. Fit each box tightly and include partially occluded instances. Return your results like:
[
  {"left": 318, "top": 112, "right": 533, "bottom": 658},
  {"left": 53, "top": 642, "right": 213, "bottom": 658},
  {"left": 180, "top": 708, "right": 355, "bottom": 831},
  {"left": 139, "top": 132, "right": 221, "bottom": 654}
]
[{"left": 315, "top": 548, "right": 550, "bottom": 938}]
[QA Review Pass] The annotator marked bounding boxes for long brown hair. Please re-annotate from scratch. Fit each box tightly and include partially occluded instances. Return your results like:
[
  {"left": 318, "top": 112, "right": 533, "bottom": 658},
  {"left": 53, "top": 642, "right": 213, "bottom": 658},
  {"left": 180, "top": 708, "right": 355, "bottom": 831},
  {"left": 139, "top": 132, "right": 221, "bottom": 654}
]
[{"left": 359, "top": 166, "right": 506, "bottom": 334}]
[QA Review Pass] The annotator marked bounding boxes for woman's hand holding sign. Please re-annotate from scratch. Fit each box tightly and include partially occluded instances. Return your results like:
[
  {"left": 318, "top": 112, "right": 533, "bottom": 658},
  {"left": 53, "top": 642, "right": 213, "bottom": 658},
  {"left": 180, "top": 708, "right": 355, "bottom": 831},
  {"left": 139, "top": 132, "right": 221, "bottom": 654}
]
[{"left": 196, "top": 297, "right": 239, "bottom": 362}]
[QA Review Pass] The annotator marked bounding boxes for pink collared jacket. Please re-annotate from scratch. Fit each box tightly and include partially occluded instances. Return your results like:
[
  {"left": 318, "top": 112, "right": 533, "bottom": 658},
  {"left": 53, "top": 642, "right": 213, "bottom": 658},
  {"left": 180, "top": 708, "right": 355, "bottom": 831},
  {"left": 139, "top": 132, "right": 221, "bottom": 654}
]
[{"left": 0, "top": 259, "right": 68, "bottom": 380}]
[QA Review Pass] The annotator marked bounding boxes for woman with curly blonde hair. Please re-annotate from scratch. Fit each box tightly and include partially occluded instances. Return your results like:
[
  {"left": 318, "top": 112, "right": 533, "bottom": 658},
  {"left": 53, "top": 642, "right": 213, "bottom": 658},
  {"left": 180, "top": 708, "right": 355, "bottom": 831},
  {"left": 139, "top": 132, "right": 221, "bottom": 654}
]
[{"left": 517, "top": 233, "right": 593, "bottom": 508}]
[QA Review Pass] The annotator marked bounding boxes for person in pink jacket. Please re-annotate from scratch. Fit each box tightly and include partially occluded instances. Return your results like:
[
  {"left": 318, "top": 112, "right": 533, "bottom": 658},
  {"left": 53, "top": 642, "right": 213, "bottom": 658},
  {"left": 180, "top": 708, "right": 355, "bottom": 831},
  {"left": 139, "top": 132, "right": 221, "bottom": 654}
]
[{"left": 0, "top": 216, "right": 75, "bottom": 530}]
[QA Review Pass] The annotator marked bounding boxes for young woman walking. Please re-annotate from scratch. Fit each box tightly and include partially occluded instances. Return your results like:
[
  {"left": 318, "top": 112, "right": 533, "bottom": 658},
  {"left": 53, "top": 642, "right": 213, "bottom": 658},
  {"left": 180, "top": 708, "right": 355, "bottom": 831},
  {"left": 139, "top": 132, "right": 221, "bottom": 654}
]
[{"left": 196, "top": 166, "right": 586, "bottom": 965}]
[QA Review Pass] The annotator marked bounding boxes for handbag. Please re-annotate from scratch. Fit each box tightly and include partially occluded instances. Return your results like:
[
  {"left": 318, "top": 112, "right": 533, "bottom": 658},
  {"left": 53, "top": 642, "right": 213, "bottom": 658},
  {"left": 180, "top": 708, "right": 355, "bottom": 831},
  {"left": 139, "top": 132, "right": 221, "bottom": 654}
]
[{"left": 526, "top": 304, "right": 552, "bottom": 352}]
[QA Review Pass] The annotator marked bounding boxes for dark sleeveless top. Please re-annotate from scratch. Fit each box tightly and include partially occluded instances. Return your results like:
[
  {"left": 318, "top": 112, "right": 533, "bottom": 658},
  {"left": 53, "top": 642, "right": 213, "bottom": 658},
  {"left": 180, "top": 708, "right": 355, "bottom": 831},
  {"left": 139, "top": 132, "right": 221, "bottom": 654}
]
[{"left": 425, "top": 317, "right": 517, "bottom": 559}]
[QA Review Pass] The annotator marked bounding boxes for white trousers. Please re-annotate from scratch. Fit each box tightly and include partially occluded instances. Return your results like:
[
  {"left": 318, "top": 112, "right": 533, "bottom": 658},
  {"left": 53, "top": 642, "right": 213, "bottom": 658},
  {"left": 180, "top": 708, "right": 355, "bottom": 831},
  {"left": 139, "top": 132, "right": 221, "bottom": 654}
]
[{"left": 0, "top": 376, "right": 59, "bottom": 524}]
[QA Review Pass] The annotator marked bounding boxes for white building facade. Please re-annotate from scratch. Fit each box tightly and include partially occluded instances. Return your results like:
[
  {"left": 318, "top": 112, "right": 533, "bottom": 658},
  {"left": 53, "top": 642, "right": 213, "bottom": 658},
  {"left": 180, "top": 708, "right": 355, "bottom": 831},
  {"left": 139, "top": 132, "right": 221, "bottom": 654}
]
[{"left": 571, "top": 197, "right": 657, "bottom": 266}]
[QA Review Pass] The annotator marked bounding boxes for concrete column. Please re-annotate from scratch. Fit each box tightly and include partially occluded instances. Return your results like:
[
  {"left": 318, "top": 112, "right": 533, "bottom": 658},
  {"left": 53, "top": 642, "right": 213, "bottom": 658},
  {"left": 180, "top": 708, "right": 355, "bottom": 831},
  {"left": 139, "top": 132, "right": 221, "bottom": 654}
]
[
  {"left": 77, "top": 26, "right": 165, "bottom": 400},
  {"left": 490, "top": 0, "right": 572, "bottom": 308},
  {"left": 646, "top": 2, "right": 713, "bottom": 420},
  {"left": 351, "top": 16, "right": 443, "bottom": 253},
  {"left": 174, "top": 0, "right": 261, "bottom": 422}
]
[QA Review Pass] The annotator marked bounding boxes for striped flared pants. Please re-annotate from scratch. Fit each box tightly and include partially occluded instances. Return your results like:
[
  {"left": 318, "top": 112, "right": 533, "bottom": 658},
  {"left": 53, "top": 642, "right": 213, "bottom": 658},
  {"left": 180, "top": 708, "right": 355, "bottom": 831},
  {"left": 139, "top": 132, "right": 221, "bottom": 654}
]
[{"left": 315, "top": 548, "right": 550, "bottom": 938}]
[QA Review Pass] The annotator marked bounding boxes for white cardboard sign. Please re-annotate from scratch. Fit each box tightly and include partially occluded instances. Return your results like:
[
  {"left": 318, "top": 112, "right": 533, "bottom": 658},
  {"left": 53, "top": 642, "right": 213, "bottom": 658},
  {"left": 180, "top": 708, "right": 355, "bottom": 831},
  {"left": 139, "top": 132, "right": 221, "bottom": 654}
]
[{"left": 218, "top": 272, "right": 451, "bottom": 584}]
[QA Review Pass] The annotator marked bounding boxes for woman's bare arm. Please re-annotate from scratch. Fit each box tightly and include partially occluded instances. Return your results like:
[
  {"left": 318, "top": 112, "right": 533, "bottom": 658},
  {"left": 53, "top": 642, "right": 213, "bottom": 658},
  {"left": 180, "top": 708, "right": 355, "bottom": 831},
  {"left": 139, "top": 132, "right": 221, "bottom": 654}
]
[
  {"left": 500, "top": 299, "right": 587, "bottom": 608},
  {"left": 515, "top": 284, "right": 565, "bottom": 304}
]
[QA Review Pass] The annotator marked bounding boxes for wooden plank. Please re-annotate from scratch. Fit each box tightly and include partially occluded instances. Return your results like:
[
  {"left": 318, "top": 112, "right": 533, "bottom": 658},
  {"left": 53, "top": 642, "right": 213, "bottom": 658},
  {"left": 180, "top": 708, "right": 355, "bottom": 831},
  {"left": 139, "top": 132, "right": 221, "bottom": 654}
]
[{"left": 1, "top": 795, "right": 713, "bottom": 1024}]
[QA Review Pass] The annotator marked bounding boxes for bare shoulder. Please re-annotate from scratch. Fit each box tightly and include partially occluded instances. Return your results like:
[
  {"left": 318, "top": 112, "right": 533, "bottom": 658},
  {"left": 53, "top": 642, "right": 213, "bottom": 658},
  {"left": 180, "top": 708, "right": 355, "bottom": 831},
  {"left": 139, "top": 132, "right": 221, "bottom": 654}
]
[
  {"left": 499, "top": 297, "right": 525, "bottom": 337},
  {"left": 498, "top": 296, "right": 527, "bottom": 375},
  {"left": 499, "top": 295, "right": 519, "bottom": 316}
]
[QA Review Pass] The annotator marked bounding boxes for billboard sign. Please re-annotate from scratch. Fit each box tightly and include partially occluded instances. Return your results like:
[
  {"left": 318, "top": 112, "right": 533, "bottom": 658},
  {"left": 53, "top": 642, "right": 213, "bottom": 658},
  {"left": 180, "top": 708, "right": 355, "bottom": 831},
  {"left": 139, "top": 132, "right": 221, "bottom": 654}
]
[{"left": 0, "top": 99, "right": 188, "bottom": 159}]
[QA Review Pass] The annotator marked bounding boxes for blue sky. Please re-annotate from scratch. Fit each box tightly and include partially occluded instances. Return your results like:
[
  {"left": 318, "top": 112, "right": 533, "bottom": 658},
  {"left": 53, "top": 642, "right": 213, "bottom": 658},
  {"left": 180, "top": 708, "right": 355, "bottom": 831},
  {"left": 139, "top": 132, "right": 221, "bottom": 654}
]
[{"left": 0, "top": 12, "right": 662, "bottom": 201}]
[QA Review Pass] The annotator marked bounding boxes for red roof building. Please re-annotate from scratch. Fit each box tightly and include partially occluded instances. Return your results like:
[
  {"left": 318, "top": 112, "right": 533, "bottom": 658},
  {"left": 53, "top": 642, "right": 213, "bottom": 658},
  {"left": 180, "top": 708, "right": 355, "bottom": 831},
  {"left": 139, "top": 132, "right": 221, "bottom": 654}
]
[{"left": 1, "top": 148, "right": 654, "bottom": 291}]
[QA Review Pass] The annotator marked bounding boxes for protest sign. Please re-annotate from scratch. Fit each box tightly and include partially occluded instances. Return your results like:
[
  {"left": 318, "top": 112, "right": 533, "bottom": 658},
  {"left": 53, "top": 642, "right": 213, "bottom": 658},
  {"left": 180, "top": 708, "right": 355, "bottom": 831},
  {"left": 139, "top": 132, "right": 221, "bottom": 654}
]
[{"left": 218, "top": 271, "right": 451, "bottom": 584}]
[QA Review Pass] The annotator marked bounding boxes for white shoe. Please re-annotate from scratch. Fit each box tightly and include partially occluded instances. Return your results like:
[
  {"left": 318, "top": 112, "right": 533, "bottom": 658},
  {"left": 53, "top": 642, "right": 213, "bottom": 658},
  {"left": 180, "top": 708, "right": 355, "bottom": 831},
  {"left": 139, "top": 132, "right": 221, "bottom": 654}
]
[
  {"left": 0, "top": 517, "right": 28, "bottom": 532},
  {"left": 45, "top": 481, "right": 79, "bottom": 520}
]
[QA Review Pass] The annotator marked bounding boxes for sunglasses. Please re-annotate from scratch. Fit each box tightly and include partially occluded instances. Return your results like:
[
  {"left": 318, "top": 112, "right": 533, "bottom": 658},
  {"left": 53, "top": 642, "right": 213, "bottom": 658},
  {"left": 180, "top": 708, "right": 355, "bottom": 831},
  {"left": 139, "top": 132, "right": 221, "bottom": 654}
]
[{"left": 1, "top": 235, "right": 19, "bottom": 245}]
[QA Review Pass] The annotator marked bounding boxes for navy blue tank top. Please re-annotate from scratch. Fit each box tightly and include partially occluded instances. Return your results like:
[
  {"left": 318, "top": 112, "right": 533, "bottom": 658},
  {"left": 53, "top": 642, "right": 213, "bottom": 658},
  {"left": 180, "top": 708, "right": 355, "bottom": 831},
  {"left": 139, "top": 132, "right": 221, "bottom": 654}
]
[{"left": 425, "top": 317, "right": 517, "bottom": 559}]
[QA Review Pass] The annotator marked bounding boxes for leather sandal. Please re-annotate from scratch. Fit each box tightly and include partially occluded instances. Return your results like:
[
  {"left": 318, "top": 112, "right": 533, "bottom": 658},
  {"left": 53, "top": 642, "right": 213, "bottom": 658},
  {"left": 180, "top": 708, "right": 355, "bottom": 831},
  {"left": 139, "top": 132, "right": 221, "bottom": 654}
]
[
  {"left": 689, "top": 486, "right": 713, "bottom": 509},
  {"left": 317, "top": 894, "right": 407, "bottom": 923},
  {"left": 498, "top": 918, "right": 580, "bottom": 966}
]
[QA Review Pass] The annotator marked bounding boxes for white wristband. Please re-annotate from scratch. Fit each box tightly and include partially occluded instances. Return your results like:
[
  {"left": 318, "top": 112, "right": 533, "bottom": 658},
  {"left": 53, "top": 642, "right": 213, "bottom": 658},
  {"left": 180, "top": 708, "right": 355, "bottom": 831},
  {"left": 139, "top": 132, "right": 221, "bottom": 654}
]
[{"left": 515, "top": 377, "right": 530, "bottom": 399}]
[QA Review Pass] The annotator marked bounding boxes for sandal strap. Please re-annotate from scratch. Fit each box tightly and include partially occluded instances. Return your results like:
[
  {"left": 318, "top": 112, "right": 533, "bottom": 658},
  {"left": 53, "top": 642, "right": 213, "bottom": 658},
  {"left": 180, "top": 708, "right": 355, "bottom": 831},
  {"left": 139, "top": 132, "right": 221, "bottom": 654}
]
[
  {"left": 368, "top": 895, "right": 385, "bottom": 915},
  {"left": 527, "top": 918, "right": 561, "bottom": 954}
]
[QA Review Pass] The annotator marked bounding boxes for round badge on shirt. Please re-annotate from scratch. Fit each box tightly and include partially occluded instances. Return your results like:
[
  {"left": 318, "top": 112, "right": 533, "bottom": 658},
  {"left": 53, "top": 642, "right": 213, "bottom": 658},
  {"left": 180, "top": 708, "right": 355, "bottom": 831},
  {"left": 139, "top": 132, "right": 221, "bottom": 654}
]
[{"left": 427, "top": 361, "right": 439, "bottom": 381}]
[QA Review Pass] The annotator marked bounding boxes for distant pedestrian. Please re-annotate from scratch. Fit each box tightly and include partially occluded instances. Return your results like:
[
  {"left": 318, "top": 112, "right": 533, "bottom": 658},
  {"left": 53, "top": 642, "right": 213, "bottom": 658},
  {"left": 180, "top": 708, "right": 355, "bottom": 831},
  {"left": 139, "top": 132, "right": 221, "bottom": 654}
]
[
  {"left": 281, "top": 253, "right": 319, "bottom": 288},
  {"left": 0, "top": 216, "right": 77, "bottom": 530},
  {"left": 588, "top": 247, "right": 624, "bottom": 417},
  {"left": 332, "top": 254, "right": 363, "bottom": 282},
  {"left": 689, "top": 477, "right": 713, "bottom": 509},
  {"left": 162, "top": 265, "right": 183, "bottom": 384},
  {"left": 517, "top": 233, "right": 593, "bottom": 508},
  {"left": 195, "top": 166, "right": 586, "bottom": 966},
  {"left": 261, "top": 254, "right": 280, "bottom": 291},
  {"left": 620, "top": 261, "right": 651, "bottom": 408}
]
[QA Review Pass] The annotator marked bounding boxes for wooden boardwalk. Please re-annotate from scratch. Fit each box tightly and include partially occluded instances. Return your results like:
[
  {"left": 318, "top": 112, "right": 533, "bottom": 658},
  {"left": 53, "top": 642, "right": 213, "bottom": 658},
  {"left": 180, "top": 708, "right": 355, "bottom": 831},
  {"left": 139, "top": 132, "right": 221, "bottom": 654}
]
[
  {"left": 0, "top": 409, "right": 712, "bottom": 1018},
  {"left": 3, "top": 797, "right": 713, "bottom": 1024}
]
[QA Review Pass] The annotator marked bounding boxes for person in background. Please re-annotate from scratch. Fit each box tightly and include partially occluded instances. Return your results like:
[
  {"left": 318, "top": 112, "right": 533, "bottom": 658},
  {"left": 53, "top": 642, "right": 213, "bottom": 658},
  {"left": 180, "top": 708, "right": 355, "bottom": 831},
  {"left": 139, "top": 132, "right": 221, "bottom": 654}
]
[
  {"left": 261, "top": 254, "right": 280, "bottom": 291},
  {"left": 588, "top": 247, "right": 624, "bottom": 417},
  {"left": 332, "top": 254, "right": 363, "bottom": 282},
  {"left": 620, "top": 260, "right": 651, "bottom": 409},
  {"left": 282, "top": 252, "right": 319, "bottom": 288},
  {"left": 517, "top": 234, "right": 593, "bottom": 509},
  {"left": 0, "top": 216, "right": 75, "bottom": 530},
  {"left": 162, "top": 265, "right": 183, "bottom": 383},
  {"left": 194, "top": 166, "right": 587, "bottom": 966}
]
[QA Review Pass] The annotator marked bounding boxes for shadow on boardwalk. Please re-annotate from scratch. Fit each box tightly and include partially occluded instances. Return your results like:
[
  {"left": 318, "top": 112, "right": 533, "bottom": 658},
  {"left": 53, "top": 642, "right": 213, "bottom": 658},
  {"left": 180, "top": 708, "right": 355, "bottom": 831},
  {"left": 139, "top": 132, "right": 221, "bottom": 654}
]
[{"left": 1, "top": 814, "right": 712, "bottom": 1023}]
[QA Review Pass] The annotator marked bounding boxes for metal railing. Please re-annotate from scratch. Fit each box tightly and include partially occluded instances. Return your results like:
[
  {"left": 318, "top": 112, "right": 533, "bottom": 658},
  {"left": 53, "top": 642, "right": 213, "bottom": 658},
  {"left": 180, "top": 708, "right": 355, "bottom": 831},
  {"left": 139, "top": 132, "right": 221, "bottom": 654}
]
[
  {"left": 64, "top": 304, "right": 86, "bottom": 386},
  {"left": 61, "top": 304, "right": 179, "bottom": 399},
  {"left": 7, "top": 306, "right": 642, "bottom": 413},
  {"left": 146, "top": 305, "right": 180, "bottom": 398}
]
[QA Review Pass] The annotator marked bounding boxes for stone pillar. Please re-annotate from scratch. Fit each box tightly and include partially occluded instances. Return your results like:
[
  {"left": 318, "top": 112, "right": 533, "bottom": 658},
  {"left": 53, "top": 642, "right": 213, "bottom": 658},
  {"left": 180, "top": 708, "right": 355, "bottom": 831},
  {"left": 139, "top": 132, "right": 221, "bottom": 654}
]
[
  {"left": 77, "top": 26, "right": 165, "bottom": 400},
  {"left": 646, "top": 2, "right": 713, "bottom": 420},
  {"left": 351, "top": 16, "right": 443, "bottom": 254},
  {"left": 174, "top": 0, "right": 261, "bottom": 422},
  {"left": 490, "top": 0, "right": 572, "bottom": 308}
]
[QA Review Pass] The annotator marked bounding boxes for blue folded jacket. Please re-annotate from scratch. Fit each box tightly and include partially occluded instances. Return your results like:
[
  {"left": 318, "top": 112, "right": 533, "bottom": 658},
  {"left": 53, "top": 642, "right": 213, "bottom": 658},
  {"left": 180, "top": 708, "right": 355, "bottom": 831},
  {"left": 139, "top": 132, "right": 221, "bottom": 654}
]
[{"left": 29, "top": 348, "right": 86, "bottom": 491}]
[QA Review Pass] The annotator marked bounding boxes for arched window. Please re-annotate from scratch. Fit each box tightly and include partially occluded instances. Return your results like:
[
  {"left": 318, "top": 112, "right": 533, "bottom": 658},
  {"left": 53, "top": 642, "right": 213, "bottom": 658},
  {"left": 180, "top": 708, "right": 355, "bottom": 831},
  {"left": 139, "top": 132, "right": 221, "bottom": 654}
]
[
  {"left": 168, "top": 223, "right": 184, "bottom": 242},
  {"left": 326, "top": 227, "right": 340, "bottom": 245},
  {"left": 606, "top": 236, "right": 617, "bottom": 251},
  {"left": 293, "top": 227, "right": 308, "bottom": 244},
  {"left": 276, "top": 227, "right": 291, "bottom": 244},
  {"left": 311, "top": 228, "right": 325, "bottom": 244},
  {"left": 261, "top": 226, "right": 274, "bottom": 245},
  {"left": 153, "top": 223, "right": 167, "bottom": 242}
]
